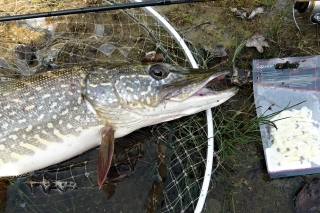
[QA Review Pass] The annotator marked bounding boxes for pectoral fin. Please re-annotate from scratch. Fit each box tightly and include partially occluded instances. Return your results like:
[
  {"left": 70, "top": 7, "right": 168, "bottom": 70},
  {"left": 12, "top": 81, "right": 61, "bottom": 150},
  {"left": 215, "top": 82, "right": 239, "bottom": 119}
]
[{"left": 97, "top": 126, "right": 115, "bottom": 189}]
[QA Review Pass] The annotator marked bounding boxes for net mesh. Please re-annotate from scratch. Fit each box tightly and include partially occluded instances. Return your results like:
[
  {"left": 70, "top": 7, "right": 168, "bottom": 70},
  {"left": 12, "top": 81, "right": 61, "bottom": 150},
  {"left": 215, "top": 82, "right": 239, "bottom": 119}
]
[
  {"left": 0, "top": 0, "right": 199, "bottom": 79},
  {"left": 5, "top": 114, "right": 213, "bottom": 213},
  {"left": 0, "top": 1, "right": 217, "bottom": 212}
]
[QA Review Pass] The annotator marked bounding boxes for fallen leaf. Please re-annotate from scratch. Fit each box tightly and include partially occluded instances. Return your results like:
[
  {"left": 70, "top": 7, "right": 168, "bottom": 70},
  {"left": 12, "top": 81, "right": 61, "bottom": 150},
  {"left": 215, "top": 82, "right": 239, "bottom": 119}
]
[
  {"left": 141, "top": 51, "right": 165, "bottom": 63},
  {"left": 248, "top": 7, "right": 264, "bottom": 19},
  {"left": 246, "top": 33, "right": 269, "bottom": 53}
]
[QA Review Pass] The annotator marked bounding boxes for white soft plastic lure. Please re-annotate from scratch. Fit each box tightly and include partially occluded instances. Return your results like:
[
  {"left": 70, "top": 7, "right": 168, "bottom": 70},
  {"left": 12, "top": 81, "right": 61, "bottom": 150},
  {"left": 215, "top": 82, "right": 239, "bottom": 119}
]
[{"left": 267, "top": 106, "right": 320, "bottom": 170}]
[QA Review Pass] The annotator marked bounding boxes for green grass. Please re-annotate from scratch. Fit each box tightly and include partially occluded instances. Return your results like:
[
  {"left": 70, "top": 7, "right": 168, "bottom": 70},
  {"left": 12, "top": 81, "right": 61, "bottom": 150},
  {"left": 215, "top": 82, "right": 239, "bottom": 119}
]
[
  {"left": 221, "top": 189, "right": 237, "bottom": 213},
  {"left": 267, "top": 6, "right": 290, "bottom": 42},
  {"left": 212, "top": 95, "right": 261, "bottom": 164},
  {"left": 230, "top": 189, "right": 237, "bottom": 213},
  {"left": 212, "top": 94, "right": 305, "bottom": 168},
  {"left": 166, "top": 6, "right": 196, "bottom": 26},
  {"left": 229, "top": 39, "right": 246, "bottom": 67},
  {"left": 255, "top": 0, "right": 277, "bottom": 6}
]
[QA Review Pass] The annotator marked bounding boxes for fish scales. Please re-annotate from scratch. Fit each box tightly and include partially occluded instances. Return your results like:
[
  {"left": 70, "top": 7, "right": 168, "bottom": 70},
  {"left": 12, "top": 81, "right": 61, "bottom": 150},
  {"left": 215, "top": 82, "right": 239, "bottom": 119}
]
[
  {"left": 0, "top": 66, "right": 104, "bottom": 175},
  {"left": 0, "top": 64, "right": 165, "bottom": 176},
  {"left": 0, "top": 63, "right": 238, "bottom": 182}
]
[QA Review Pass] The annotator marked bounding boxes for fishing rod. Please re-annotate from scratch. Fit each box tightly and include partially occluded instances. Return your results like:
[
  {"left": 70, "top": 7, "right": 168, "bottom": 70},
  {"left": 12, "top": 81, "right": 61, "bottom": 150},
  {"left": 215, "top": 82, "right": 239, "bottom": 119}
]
[{"left": 0, "top": 0, "right": 212, "bottom": 22}]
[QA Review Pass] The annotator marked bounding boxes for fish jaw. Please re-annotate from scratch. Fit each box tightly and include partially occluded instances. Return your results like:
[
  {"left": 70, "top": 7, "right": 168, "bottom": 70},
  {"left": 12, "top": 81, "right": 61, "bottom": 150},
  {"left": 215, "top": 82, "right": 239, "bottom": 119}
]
[
  {"left": 165, "top": 70, "right": 228, "bottom": 102},
  {"left": 124, "top": 70, "right": 239, "bottom": 119},
  {"left": 112, "top": 87, "right": 238, "bottom": 137},
  {"left": 153, "top": 87, "right": 239, "bottom": 119}
]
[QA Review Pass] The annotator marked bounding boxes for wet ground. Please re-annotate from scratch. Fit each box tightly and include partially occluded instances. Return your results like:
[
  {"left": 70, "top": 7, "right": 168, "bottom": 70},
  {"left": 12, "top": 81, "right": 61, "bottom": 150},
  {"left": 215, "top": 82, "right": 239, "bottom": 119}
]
[{"left": 1, "top": 0, "right": 320, "bottom": 212}]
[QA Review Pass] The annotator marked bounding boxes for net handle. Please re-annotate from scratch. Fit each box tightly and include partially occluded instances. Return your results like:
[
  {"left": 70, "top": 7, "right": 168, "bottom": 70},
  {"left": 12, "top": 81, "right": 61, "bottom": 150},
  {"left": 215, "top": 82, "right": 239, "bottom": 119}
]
[{"left": 131, "top": 1, "right": 214, "bottom": 212}]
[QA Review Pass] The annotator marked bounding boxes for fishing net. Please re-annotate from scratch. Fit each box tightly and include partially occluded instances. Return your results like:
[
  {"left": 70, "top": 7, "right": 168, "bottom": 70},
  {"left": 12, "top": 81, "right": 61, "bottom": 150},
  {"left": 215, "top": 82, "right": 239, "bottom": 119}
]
[
  {"left": 4, "top": 113, "right": 216, "bottom": 213},
  {"left": 0, "top": 0, "right": 204, "bottom": 79},
  {"left": 0, "top": 1, "right": 220, "bottom": 212}
]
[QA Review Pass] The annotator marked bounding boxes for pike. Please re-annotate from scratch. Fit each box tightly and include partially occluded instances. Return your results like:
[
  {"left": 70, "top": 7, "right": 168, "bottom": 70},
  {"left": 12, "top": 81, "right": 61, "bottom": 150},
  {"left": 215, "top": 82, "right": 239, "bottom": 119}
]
[{"left": 0, "top": 63, "right": 238, "bottom": 188}]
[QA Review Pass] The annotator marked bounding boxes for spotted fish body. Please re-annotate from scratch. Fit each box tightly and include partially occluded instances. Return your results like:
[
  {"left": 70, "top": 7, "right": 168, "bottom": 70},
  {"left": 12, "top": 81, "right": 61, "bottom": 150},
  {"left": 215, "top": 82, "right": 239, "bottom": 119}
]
[
  {"left": 0, "top": 63, "right": 238, "bottom": 179},
  {"left": 0, "top": 66, "right": 103, "bottom": 176}
]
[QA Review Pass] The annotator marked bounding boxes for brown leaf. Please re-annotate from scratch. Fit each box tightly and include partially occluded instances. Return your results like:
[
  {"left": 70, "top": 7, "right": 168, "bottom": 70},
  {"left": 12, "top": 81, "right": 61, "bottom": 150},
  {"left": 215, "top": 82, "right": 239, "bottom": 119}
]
[
  {"left": 141, "top": 51, "right": 165, "bottom": 63},
  {"left": 246, "top": 33, "right": 269, "bottom": 53}
]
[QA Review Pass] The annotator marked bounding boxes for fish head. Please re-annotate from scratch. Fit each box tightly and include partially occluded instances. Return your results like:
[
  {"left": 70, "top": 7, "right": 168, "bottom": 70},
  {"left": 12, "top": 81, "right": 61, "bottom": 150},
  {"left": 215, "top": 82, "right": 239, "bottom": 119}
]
[{"left": 85, "top": 63, "right": 238, "bottom": 137}]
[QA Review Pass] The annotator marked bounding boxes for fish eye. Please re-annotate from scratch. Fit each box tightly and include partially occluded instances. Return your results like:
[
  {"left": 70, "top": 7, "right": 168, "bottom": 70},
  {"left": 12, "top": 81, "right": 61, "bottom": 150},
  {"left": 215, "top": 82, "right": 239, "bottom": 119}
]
[{"left": 148, "top": 64, "right": 169, "bottom": 80}]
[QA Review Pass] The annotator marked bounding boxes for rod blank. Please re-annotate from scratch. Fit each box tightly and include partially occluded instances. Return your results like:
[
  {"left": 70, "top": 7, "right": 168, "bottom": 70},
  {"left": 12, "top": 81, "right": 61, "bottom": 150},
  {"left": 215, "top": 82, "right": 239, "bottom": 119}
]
[{"left": 0, "top": 0, "right": 210, "bottom": 22}]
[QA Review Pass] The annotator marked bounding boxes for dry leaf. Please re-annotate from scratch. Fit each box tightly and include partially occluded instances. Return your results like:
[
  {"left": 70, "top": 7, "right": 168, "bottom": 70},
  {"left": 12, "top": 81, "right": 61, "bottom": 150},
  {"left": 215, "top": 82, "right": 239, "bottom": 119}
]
[
  {"left": 141, "top": 51, "right": 165, "bottom": 63},
  {"left": 248, "top": 7, "right": 264, "bottom": 19},
  {"left": 246, "top": 33, "right": 269, "bottom": 53}
]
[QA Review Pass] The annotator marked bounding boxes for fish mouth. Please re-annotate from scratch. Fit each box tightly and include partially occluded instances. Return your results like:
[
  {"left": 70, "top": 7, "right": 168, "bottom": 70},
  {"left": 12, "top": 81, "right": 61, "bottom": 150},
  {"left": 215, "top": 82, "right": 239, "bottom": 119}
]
[
  {"left": 133, "top": 70, "right": 238, "bottom": 122},
  {"left": 166, "top": 71, "right": 233, "bottom": 102}
]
